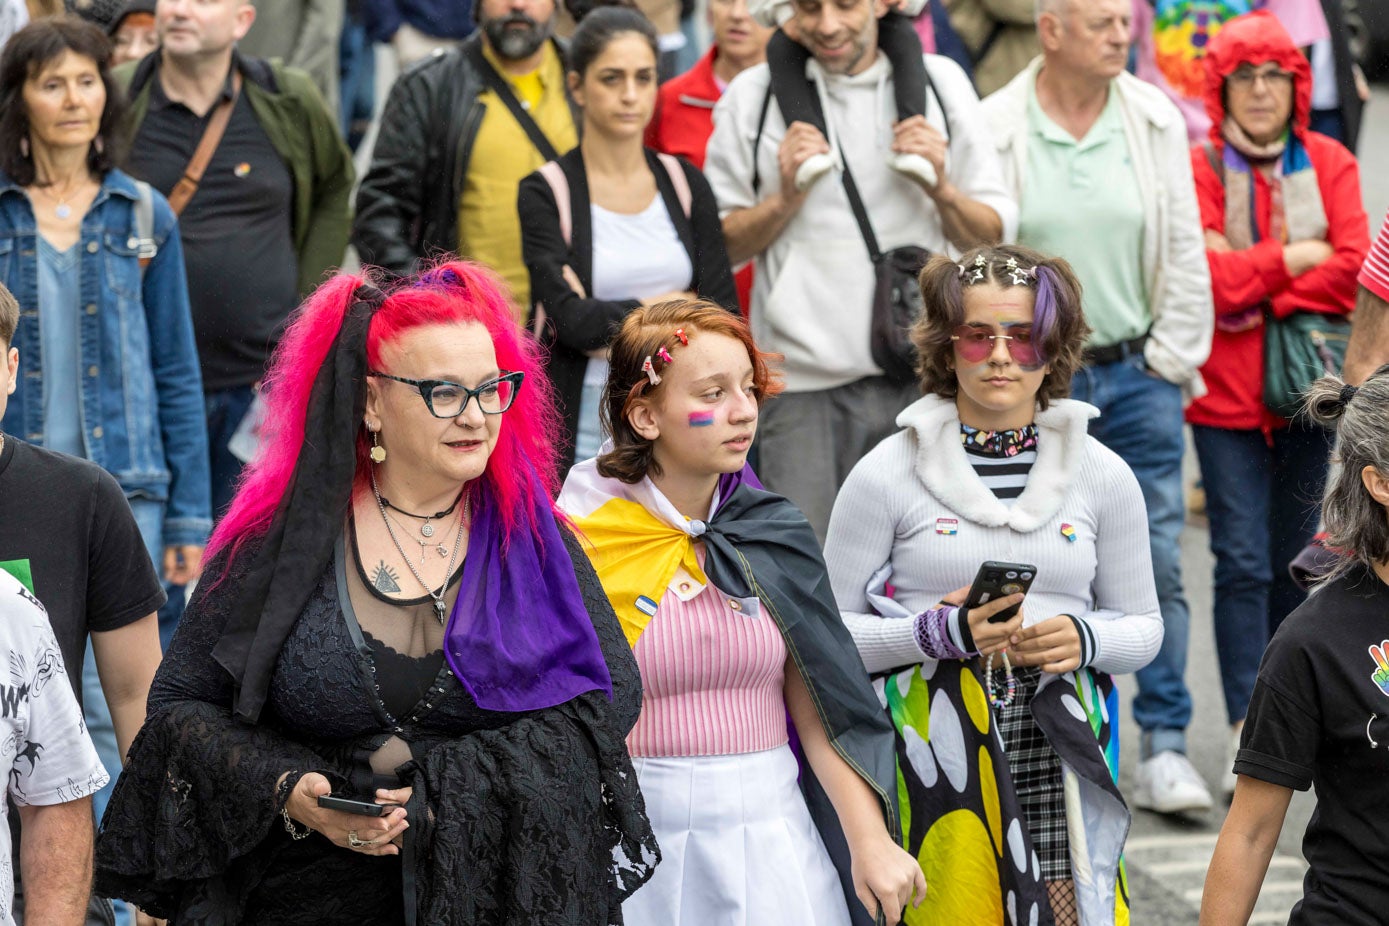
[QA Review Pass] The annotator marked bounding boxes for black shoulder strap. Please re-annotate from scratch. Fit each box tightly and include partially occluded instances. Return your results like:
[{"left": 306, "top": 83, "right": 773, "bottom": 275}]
[
  {"left": 923, "top": 58, "right": 951, "bottom": 141},
  {"left": 802, "top": 86, "right": 881, "bottom": 262},
  {"left": 839, "top": 162, "right": 883, "bottom": 262},
  {"left": 750, "top": 83, "right": 774, "bottom": 197},
  {"left": 467, "top": 42, "right": 561, "bottom": 162}
]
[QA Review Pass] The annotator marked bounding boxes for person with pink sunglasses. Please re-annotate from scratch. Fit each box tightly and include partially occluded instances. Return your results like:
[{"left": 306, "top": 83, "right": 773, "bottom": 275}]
[{"left": 824, "top": 243, "right": 1162, "bottom": 925}]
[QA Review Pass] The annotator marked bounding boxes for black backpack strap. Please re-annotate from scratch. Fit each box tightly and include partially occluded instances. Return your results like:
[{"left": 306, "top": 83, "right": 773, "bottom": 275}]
[
  {"left": 751, "top": 83, "right": 773, "bottom": 197},
  {"left": 466, "top": 42, "right": 561, "bottom": 162}
]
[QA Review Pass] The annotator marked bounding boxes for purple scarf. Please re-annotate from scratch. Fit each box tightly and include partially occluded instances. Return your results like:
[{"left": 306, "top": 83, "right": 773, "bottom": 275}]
[{"left": 444, "top": 477, "right": 613, "bottom": 712}]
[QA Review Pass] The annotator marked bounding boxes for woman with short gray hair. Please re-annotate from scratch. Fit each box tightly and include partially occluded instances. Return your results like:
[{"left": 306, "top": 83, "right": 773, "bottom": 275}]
[{"left": 1202, "top": 365, "right": 1389, "bottom": 926}]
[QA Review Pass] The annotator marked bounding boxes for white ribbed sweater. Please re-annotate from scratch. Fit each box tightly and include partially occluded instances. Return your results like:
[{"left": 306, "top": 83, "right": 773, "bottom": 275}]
[{"left": 824, "top": 395, "right": 1163, "bottom": 676}]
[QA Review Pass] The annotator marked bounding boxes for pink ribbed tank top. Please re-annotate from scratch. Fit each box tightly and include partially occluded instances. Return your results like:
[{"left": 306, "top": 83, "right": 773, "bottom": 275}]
[{"left": 626, "top": 576, "right": 789, "bottom": 758}]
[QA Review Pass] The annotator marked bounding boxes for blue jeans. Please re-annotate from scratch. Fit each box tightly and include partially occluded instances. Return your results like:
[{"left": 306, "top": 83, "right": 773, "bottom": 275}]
[
  {"left": 339, "top": 15, "right": 376, "bottom": 152},
  {"left": 206, "top": 385, "right": 257, "bottom": 519},
  {"left": 1191, "top": 420, "right": 1333, "bottom": 724},
  {"left": 1071, "top": 353, "right": 1192, "bottom": 756},
  {"left": 575, "top": 377, "right": 605, "bottom": 463}
]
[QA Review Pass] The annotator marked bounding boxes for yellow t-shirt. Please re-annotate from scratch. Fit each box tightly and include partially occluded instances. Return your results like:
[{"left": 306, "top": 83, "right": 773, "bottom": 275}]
[{"left": 458, "top": 43, "right": 578, "bottom": 323}]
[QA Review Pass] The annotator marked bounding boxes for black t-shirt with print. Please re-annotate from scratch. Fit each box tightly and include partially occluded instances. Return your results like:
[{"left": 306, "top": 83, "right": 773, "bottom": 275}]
[
  {"left": 0, "top": 438, "right": 165, "bottom": 703},
  {"left": 1236, "top": 563, "right": 1389, "bottom": 925}
]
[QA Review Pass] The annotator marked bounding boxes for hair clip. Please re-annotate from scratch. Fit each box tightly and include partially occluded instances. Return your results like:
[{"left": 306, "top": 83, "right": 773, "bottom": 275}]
[
  {"left": 967, "top": 255, "right": 987, "bottom": 284},
  {"left": 642, "top": 356, "right": 661, "bottom": 386},
  {"left": 674, "top": 328, "right": 688, "bottom": 346},
  {"left": 656, "top": 346, "right": 673, "bottom": 364},
  {"left": 957, "top": 262, "right": 969, "bottom": 279}
]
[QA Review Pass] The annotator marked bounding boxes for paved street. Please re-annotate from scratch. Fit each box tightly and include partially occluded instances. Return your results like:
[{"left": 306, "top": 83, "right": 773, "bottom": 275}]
[{"left": 1117, "top": 84, "right": 1388, "bottom": 924}]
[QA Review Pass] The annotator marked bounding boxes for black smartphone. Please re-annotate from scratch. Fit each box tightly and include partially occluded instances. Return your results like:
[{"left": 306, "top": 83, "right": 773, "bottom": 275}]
[
  {"left": 965, "top": 561, "right": 1037, "bottom": 623},
  {"left": 317, "top": 795, "right": 398, "bottom": 817}
]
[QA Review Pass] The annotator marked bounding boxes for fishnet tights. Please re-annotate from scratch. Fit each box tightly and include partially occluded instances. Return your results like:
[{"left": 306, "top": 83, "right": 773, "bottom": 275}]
[{"left": 1048, "top": 879, "right": 1078, "bottom": 925}]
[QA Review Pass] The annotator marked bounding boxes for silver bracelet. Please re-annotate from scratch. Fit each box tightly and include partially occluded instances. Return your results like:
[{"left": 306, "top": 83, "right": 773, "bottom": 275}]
[
  {"left": 277, "top": 771, "right": 312, "bottom": 840},
  {"left": 282, "top": 806, "right": 312, "bottom": 840}
]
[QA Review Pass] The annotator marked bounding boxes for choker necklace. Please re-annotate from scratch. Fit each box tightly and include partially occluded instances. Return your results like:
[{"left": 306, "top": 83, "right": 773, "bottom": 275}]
[
  {"left": 378, "top": 490, "right": 464, "bottom": 539},
  {"left": 372, "top": 471, "right": 468, "bottom": 624}
]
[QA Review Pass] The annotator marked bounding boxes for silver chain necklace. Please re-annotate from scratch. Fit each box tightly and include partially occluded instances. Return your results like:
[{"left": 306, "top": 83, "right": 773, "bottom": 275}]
[
  {"left": 383, "top": 506, "right": 454, "bottom": 564},
  {"left": 371, "top": 470, "right": 467, "bottom": 624}
]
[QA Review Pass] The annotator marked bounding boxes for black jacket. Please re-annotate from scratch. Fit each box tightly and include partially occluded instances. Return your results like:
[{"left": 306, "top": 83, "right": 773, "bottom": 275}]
[
  {"left": 352, "top": 35, "right": 578, "bottom": 276},
  {"left": 518, "top": 147, "right": 738, "bottom": 473}
]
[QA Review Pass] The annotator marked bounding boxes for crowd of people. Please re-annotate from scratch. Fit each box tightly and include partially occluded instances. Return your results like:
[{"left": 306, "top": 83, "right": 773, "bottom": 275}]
[{"left": 0, "top": 0, "right": 1385, "bottom": 924}]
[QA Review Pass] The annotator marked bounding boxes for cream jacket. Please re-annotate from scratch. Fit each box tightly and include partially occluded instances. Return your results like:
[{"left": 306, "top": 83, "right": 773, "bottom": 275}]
[{"left": 981, "top": 58, "right": 1213, "bottom": 401}]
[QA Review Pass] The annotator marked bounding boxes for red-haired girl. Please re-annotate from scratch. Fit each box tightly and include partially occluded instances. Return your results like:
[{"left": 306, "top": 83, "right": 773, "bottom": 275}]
[
  {"left": 559, "top": 300, "right": 925, "bottom": 926},
  {"left": 92, "top": 262, "right": 658, "bottom": 924}
]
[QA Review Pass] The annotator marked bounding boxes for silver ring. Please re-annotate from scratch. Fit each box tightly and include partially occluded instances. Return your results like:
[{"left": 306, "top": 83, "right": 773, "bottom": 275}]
[{"left": 347, "top": 831, "right": 375, "bottom": 849}]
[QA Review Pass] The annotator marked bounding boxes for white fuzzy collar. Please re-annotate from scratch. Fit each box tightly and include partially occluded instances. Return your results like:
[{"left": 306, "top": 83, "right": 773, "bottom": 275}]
[{"left": 897, "top": 394, "right": 1100, "bottom": 532}]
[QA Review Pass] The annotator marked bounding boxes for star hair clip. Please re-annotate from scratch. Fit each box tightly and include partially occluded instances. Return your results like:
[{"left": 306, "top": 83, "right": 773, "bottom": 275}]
[
  {"left": 959, "top": 253, "right": 987, "bottom": 284},
  {"left": 1005, "top": 257, "right": 1037, "bottom": 287},
  {"left": 642, "top": 356, "right": 662, "bottom": 386}
]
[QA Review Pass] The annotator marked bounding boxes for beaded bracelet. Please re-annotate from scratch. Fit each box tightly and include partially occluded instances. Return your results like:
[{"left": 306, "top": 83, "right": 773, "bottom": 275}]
[
  {"left": 984, "top": 651, "right": 1017, "bottom": 711},
  {"left": 276, "top": 771, "right": 312, "bottom": 841}
]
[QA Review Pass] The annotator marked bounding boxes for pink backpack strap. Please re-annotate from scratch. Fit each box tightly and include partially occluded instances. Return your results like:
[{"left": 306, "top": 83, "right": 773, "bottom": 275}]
[
  {"left": 657, "top": 152, "right": 692, "bottom": 220},
  {"left": 537, "top": 160, "right": 572, "bottom": 246}
]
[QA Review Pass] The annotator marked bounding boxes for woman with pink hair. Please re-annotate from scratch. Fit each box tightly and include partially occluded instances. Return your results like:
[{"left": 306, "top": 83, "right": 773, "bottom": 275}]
[{"left": 90, "top": 262, "right": 658, "bottom": 925}]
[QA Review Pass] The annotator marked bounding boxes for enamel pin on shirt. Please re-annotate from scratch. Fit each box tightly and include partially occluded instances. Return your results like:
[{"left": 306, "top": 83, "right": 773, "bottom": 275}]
[
  {"left": 1060, "top": 523, "right": 1078, "bottom": 543},
  {"left": 935, "top": 518, "right": 958, "bottom": 535},
  {"left": 635, "top": 595, "right": 658, "bottom": 617}
]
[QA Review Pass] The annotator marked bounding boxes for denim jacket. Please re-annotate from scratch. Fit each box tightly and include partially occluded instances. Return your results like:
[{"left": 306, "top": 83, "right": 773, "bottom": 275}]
[{"left": 0, "top": 169, "right": 212, "bottom": 549}]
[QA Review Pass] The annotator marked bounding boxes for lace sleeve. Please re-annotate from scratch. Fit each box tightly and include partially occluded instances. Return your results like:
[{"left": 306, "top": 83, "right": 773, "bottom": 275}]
[
  {"left": 559, "top": 525, "right": 643, "bottom": 735},
  {"left": 94, "top": 546, "right": 346, "bottom": 919},
  {"left": 410, "top": 692, "right": 658, "bottom": 924}
]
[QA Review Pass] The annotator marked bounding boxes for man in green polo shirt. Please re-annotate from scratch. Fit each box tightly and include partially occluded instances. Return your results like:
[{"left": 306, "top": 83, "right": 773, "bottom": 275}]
[{"left": 981, "top": 0, "right": 1215, "bottom": 814}]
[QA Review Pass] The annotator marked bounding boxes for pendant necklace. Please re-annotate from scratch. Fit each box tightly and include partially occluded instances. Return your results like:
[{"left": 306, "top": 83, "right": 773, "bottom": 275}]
[
  {"left": 383, "top": 507, "right": 452, "bottom": 564},
  {"left": 32, "top": 182, "right": 82, "bottom": 219},
  {"left": 372, "top": 472, "right": 468, "bottom": 624},
  {"left": 379, "top": 489, "right": 463, "bottom": 540}
]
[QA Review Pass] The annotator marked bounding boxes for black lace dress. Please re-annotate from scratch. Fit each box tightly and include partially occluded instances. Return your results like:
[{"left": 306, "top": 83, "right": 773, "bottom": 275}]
[{"left": 94, "top": 528, "right": 656, "bottom": 925}]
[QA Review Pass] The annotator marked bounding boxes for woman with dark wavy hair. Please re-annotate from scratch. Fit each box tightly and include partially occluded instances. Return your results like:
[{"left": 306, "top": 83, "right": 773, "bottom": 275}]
[
  {"left": 0, "top": 13, "right": 207, "bottom": 851},
  {"left": 825, "top": 244, "right": 1162, "bottom": 925},
  {"left": 93, "top": 262, "right": 657, "bottom": 925}
]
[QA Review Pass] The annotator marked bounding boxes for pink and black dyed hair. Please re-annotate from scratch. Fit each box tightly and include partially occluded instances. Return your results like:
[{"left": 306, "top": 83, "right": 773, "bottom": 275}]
[
  {"left": 207, "top": 261, "right": 564, "bottom": 569},
  {"left": 911, "top": 244, "right": 1090, "bottom": 409}
]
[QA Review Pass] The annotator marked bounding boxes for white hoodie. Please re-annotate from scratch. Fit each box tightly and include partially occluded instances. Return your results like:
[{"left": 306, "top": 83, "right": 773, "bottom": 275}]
[{"left": 705, "top": 54, "right": 1017, "bottom": 392}]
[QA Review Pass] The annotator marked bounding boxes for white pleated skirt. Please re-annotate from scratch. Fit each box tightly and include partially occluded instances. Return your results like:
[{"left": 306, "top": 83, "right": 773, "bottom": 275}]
[{"left": 623, "top": 744, "right": 854, "bottom": 926}]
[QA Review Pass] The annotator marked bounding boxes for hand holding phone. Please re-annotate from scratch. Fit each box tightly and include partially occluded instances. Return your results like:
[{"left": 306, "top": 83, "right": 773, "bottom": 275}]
[
  {"left": 317, "top": 794, "right": 400, "bottom": 817},
  {"left": 280, "top": 773, "right": 409, "bottom": 857},
  {"left": 965, "top": 561, "right": 1037, "bottom": 624}
]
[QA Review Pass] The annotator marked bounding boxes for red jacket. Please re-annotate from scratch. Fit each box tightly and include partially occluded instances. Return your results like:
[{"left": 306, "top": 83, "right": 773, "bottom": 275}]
[
  {"left": 646, "top": 47, "right": 721, "bottom": 169},
  {"left": 645, "top": 47, "right": 755, "bottom": 315},
  {"left": 1185, "top": 11, "right": 1369, "bottom": 432}
]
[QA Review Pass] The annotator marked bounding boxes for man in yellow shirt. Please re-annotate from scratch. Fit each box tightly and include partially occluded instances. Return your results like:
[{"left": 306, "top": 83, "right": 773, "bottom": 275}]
[{"left": 353, "top": 0, "right": 577, "bottom": 322}]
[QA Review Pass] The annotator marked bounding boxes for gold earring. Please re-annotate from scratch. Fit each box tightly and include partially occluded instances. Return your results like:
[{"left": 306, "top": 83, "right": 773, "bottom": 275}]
[{"left": 369, "top": 429, "right": 386, "bottom": 463}]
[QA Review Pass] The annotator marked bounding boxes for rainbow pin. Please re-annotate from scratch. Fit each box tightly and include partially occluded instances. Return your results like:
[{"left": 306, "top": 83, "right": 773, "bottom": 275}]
[{"left": 1060, "top": 523, "right": 1078, "bottom": 543}]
